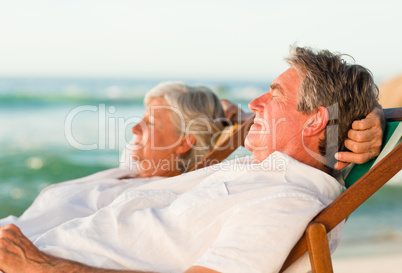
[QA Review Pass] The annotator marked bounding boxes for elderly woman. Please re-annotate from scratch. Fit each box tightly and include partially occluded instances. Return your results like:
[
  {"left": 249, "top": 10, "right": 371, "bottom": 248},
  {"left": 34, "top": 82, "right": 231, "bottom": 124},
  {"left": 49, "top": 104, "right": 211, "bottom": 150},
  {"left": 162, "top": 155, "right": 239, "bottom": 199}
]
[
  {"left": 0, "top": 82, "right": 227, "bottom": 240},
  {"left": 121, "top": 81, "right": 227, "bottom": 177}
]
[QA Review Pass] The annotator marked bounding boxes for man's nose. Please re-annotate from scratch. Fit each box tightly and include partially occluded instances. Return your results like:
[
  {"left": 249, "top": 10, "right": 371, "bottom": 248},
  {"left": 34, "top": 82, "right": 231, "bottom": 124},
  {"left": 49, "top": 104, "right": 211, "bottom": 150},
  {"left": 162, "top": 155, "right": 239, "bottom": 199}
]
[{"left": 248, "top": 93, "right": 266, "bottom": 113}]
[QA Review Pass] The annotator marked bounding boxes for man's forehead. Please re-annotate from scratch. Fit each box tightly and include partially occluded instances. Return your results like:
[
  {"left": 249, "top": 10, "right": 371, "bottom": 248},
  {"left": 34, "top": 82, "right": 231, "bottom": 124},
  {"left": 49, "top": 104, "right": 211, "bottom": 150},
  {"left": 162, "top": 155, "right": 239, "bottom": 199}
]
[
  {"left": 273, "top": 68, "right": 300, "bottom": 84},
  {"left": 271, "top": 68, "right": 301, "bottom": 94}
]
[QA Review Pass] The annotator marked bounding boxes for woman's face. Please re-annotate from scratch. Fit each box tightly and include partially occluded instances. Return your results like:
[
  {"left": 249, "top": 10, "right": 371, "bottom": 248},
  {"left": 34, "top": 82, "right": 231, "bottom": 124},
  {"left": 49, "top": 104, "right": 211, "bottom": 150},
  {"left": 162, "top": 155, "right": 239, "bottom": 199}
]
[{"left": 131, "top": 98, "right": 185, "bottom": 178}]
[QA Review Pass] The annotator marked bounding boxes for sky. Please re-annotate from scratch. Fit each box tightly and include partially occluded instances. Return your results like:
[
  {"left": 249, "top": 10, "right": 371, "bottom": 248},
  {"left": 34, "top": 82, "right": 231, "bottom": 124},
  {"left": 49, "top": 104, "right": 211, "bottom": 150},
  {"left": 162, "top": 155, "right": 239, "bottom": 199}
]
[{"left": 0, "top": 0, "right": 401, "bottom": 83}]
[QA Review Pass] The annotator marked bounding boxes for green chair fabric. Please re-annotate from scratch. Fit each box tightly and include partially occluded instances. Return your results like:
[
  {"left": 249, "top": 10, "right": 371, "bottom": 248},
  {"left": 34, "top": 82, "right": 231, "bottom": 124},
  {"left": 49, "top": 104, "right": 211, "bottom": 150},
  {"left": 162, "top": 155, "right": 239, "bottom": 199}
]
[{"left": 344, "top": 121, "right": 402, "bottom": 188}]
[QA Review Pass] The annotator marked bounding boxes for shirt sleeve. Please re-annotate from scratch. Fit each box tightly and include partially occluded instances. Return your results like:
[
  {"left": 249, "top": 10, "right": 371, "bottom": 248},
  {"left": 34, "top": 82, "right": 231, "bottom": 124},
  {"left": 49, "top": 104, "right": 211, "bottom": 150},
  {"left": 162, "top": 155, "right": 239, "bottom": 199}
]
[{"left": 194, "top": 191, "right": 326, "bottom": 273}]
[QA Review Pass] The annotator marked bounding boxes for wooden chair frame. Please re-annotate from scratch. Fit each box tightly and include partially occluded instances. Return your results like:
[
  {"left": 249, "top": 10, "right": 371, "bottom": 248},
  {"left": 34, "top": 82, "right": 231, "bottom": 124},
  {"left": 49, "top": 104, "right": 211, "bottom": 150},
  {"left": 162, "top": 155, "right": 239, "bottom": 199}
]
[{"left": 280, "top": 107, "right": 402, "bottom": 273}]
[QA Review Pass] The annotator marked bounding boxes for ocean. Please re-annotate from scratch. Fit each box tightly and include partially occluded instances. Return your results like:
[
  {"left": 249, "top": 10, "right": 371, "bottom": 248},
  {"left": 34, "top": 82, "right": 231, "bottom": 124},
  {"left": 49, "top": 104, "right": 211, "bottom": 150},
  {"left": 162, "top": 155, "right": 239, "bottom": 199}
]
[
  {"left": 0, "top": 77, "right": 264, "bottom": 217},
  {"left": 0, "top": 77, "right": 401, "bottom": 257}
]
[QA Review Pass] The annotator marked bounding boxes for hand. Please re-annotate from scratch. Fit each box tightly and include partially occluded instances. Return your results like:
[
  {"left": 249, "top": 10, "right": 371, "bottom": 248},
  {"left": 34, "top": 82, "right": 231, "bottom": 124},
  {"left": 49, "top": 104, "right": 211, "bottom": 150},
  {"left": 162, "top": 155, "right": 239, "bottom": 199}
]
[
  {"left": 334, "top": 106, "right": 384, "bottom": 170},
  {"left": 220, "top": 99, "right": 254, "bottom": 123},
  {"left": 220, "top": 99, "right": 243, "bottom": 122},
  {"left": 0, "top": 224, "right": 55, "bottom": 273},
  {"left": 0, "top": 224, "right": 219, "bottom": 273},
  {"left": 0, "top": 225, "right": 157, "bottom": 273}
]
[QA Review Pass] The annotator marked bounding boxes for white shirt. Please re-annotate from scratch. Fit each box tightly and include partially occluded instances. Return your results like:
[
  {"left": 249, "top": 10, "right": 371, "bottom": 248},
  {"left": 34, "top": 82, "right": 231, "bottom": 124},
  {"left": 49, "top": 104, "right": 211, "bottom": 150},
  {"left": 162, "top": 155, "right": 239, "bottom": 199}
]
[
  {"left": 0, "top": 168, "right": 162, "bottom": 240},
  {"left": 33, "top": 152, "right": 345, "bottom": 273}
]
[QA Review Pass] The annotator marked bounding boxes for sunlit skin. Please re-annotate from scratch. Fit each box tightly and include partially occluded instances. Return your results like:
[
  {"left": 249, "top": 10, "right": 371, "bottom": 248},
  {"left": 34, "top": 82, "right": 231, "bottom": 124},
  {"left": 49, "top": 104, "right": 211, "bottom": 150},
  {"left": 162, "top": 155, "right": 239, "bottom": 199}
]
[
  {"left": 0, "top": 72, "right": 385, "bottom": 273},
  {"left": 131, "top": 98, "right": 192, "bottom": 178},
  {"left": 245, "top": 68, "right": 314, "bottom": 164}
]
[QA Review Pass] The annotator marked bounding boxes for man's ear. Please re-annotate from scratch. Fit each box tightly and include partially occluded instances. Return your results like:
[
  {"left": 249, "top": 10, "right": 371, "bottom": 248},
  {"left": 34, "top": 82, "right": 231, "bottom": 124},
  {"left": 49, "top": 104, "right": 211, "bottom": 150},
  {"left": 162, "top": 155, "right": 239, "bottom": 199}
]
[
  {"left": 176, "top": 135, "right": 195, "bottom": 156},
  {"left": 303, "top": 106, "right": 329, "bottom": 136}
]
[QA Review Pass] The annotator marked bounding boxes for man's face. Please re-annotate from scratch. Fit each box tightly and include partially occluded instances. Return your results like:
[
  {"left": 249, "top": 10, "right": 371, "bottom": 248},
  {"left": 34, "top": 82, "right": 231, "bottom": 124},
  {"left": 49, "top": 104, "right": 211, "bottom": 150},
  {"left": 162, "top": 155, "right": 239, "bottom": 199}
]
[
  {"left": 131, "top": 98, "right": 183, "bottom": 177},
  {"left": 245, "top": 68, "right": 309, "bottom": 163}
]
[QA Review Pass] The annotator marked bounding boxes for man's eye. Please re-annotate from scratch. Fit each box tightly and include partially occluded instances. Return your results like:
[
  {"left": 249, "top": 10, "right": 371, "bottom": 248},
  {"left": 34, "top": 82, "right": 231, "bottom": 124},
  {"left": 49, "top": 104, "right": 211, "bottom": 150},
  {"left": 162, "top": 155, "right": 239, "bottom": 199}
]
[{"left": 271, "top": 90, "right": 279, "bottom": 97}]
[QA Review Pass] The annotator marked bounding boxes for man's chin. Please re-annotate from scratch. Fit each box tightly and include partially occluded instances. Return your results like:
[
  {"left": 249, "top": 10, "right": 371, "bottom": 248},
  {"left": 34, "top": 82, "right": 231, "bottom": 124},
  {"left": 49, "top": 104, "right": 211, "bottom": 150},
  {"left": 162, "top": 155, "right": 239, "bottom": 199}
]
[{"left": 244, "top": 138, "right": 254, "bottom": 152}]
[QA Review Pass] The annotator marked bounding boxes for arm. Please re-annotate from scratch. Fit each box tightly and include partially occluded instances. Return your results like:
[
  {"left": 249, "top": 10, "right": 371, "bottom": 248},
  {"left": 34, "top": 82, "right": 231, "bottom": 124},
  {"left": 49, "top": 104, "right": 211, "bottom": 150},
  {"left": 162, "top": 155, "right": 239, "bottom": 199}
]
[
  {"left": 220, "top": 99, "right": 254, "bottom": 123},
  {"left": 0, "top": 224, "right": 149, "bottom": 273},
  {"left": 0, "top": 224, "right": 217, "bottom": 273},
  {"left": 334, "top": 105, "right": 385, "bottom": 170}
]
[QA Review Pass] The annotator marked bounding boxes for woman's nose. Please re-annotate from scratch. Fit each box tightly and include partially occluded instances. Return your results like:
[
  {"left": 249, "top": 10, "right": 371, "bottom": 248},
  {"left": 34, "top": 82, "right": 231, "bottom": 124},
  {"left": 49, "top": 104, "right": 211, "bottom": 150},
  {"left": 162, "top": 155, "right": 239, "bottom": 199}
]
[{"left": 131, "top": 121, "right": 143, "bottom": 135}]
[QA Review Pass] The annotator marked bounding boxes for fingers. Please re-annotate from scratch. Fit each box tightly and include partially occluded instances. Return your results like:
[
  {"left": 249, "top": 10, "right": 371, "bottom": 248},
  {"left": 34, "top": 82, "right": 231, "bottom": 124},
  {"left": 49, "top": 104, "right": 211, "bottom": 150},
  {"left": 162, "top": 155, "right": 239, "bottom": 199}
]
[
  {"left": 220, "top": 99, "right": 244, "bottom": 122},
  {"left": 347, "top": 122, "right": 382, "bottom": 154},
  {"left": 225, "top": 108, "right": 238, "bottom": 121},
  {"left": 339, "top": 107, "right": 384, "bottom": 170},
  {"left": 0, "top": 225, "right": 22, "bottom": 273},
  {"left": 334, "top": 150, "right": 375, "bottom": 170},
  {"left": 0, "top": 223, "right": 24, "bottom": 236},
  {"left": 351, "top": 115, "right": 378, "bottom": 131},
  {"left": 219, "top": 99, "right": 233, "bottom": 115},
  {"left": 0, "top": 224, "right": 28, "bottom": 257},
  {"left": 0, "top": 224, "right": 29, "bottom": 247},
  {"left": 348, "top": 126, "right": 382, "bottom": 143},
  {"left": 344, "top": 130, "right": 382, "bottom": 161},
  {"left": 335, "top": 138, "right": 382, "bottom": 170},
  {"left": 351, "top": 108, "right": 382, "bottom": 131},
  {"left": 334, "top": 161, "right": 350, "bottom": 171},
  {"left": 0, "top": 224, "right": 51, "bottom": 273},
  {"left": 345, "top": 137, "right": 381, "bottom": 154},
  {"left": 0, "top": 224, "right": 22, "bottom": 245}
]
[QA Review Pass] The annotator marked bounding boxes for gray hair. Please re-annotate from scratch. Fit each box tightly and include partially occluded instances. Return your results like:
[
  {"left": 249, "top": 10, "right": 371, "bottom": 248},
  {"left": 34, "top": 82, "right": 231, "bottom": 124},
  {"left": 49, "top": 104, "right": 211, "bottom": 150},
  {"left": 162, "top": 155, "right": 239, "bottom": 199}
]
[
  {"left": 285, "top": 46, "right": 379, "bottom": 169},
  {"left": 145, "top": 81, "right": 226, "bottom": 172}
]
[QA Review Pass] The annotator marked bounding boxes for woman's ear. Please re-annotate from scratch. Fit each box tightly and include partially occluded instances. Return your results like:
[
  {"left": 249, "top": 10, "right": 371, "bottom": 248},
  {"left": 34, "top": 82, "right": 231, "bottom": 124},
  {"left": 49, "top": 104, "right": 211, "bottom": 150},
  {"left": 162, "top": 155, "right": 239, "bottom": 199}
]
[
  {"left": 303, "top": 106, "right": 329, "bottom": 136},
  {"left": 176, "top": 135, "right": 195, "bottom": 155}
]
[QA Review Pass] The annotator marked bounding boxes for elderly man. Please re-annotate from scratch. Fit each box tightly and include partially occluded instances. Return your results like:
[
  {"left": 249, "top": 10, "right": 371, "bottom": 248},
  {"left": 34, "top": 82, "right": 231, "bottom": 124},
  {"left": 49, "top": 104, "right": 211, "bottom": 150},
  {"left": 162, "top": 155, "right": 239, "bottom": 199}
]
[{"left": 0, "top": 46, "right": 381, "bottom": 273}]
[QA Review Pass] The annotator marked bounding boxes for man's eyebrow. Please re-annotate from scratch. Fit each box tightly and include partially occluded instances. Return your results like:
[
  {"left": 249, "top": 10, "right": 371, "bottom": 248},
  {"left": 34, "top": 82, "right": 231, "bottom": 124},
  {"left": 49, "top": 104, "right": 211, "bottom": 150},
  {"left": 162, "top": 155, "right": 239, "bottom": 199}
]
[{"left": 270, "top": 83, "right": 284, "bottom": 94}]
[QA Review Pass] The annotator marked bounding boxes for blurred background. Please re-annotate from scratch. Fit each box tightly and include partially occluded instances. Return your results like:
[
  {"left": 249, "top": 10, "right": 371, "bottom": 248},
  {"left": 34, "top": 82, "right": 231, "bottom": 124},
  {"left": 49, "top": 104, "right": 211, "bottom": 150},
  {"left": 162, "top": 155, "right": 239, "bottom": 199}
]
[{"left": 0, "top": 0, "right": 401, "bottom": 267}]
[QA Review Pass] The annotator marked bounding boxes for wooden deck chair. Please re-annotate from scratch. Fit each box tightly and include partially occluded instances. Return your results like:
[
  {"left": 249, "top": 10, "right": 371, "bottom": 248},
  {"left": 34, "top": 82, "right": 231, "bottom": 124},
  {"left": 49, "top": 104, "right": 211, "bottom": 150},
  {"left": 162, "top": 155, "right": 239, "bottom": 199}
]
[
  {"left": 279, "top": 107, "right": 402, "bottom": 273},
  {"left": 190, "top": 112, "right": 254, "bottom": 171}
]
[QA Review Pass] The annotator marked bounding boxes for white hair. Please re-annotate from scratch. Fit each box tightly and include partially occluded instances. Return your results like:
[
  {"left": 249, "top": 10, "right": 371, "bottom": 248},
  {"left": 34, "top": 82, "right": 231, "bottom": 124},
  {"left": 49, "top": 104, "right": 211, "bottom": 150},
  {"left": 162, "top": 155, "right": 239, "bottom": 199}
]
[{"left": 145, "top": 81, "right": 226, "bottom": 172}]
